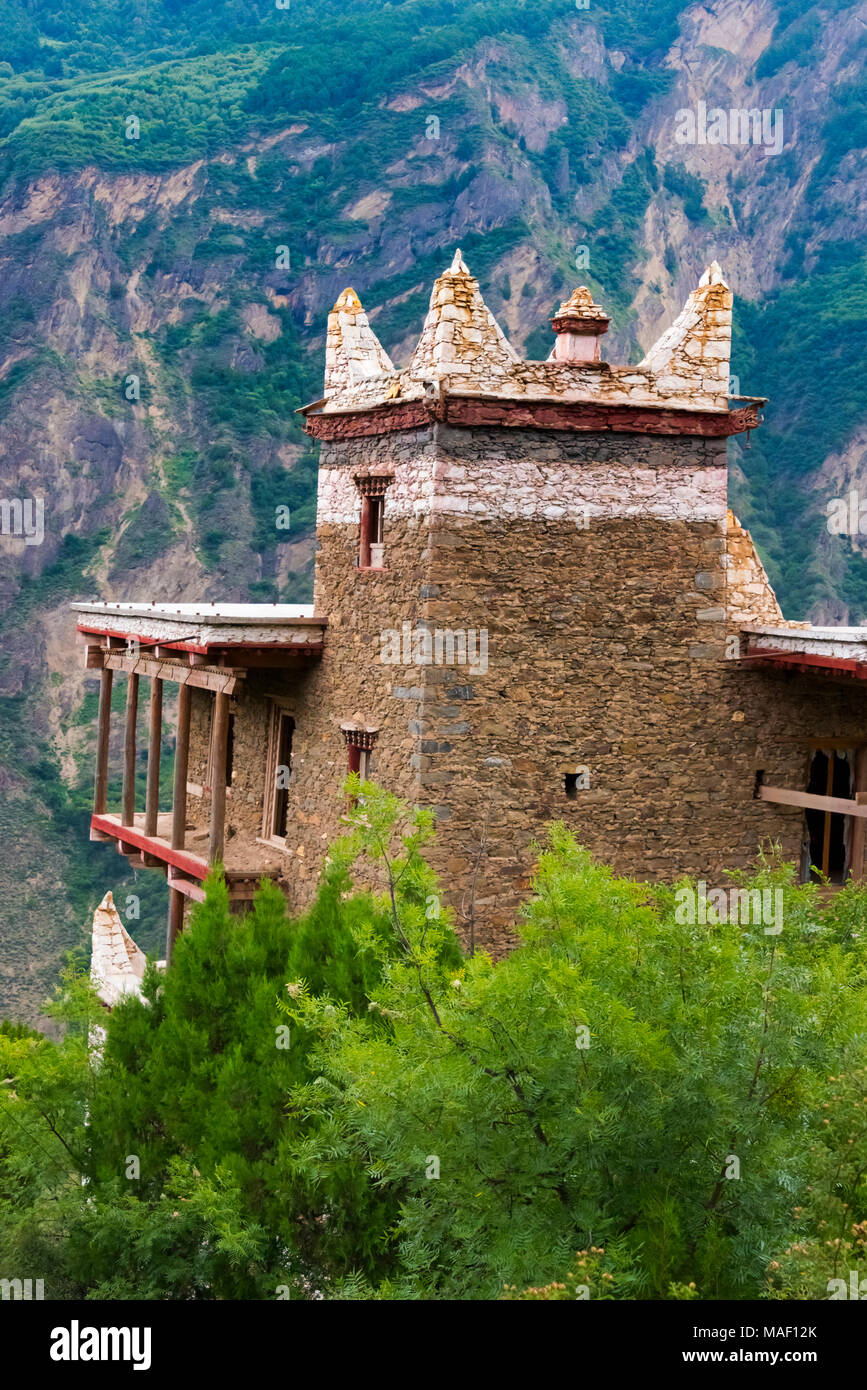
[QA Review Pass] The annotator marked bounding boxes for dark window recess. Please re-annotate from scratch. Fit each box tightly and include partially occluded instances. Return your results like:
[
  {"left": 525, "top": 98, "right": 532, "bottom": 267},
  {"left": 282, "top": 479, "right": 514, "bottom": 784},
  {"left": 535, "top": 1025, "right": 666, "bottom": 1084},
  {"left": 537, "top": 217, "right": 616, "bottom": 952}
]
[
  {"left": 370, "top": 494, "right": 384, "bottom": 545},
  {"left": 564, "top": 773, "right": 579, "bottom": 799},
  {"left": 347, "top": 747, "right": 371, "bottom": 779},
  {"left": 359, "top": 494, "right": 385, "bottom": 567},
  {"left": 805, "top": 749, "right": 852, "bottom": 884},
  {"left": 272, "top": 713, "right": 295, "bottom": 839}
]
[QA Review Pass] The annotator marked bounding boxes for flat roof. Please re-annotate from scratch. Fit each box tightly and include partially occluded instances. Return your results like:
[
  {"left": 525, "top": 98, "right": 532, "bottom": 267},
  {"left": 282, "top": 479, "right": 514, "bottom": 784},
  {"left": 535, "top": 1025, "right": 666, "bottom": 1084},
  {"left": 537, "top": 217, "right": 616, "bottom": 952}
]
[
  {"left": 72, "top": 601, "right": 318, "bottom": 625},
  {"left": 72, "top": 600, "right": 326, "bottom": 660},
  {"left": 746, "top": 625, "right": 867, "bottom": 643},
  {"left": 741, "top": 624, "right": 867, "bottom": 681}
]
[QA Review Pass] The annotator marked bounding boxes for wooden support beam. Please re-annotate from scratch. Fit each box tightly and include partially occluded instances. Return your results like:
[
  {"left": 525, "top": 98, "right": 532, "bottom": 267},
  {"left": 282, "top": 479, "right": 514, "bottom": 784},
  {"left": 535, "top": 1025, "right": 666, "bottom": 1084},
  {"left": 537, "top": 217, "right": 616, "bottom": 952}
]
[
  {"left": 208, "top": 690, "right": 230, "bottom": 867},
  {"left": 171, "top": 681, "right": 192, "bottom": 853},
  {"left": 850, "top": 750, "right": 867, "bottom": 881},
  {"left": 101, "top": 650, "right": 240, "bottom": 693},
  {"left": 167, "top": 869, "right": 207, "bottom": 904},
  {"left": 166, "top": 888, "right": 185, "bottom": 964},
  {"left": 144, "top": 676, "right": 163, "bottom": 838},
  {"left": 93, "top": 667, "right": 113, "bottom": 816},
  {"left": 121, "top": 671, "right": 139, "bottom": 827},
  {"left": 758, "top": 784, "right": 867, "bottom": 819}
]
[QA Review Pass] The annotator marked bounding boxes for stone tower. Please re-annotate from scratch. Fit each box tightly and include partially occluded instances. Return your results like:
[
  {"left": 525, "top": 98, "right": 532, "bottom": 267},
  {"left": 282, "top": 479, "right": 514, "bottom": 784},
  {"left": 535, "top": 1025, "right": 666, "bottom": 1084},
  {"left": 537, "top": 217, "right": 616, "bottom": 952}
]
[{"left": 300, "top": 252, "right": 784, "bottom": 954}]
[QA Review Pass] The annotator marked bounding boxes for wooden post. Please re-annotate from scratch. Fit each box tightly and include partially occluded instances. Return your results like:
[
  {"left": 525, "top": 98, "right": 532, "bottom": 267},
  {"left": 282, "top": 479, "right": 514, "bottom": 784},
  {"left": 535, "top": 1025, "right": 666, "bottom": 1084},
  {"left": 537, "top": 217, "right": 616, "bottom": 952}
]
[
  {"left": 93, "top": 667, "right": 113, "bottom": 816},
  {"left": 171, "top": 681, "right": 191, "bottom": 852},
  {"left": 208, "top": 690, "right": 230, "bottom": 866},
  {"left": 166, "top": 888, "right": 185, "bottom": 964},
  {"left": 850, "top": 748, "right": 867, "bottom": 881},
  {"left": 121, "top": 672, "right": 139, "bottom": 827},
  {"left": 144, "top": 676, "right": 163, "bottom": 838}
]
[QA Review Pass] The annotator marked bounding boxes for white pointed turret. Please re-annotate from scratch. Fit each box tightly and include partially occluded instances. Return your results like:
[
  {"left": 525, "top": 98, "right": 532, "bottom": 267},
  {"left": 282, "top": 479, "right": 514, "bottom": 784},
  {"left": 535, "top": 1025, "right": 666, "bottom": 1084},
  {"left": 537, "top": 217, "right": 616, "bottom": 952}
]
[
  {"left": 637, "top": 262, "right": 732, "bottom": 406},
  {"left": 89, "top": 890, "right": 148, "bottom": 1010},
  {"left": 408, "top": 249, "right": 519, "bottom": 382},
  {"left": 324, "top": 287, "right": 395, "bottom": 396}
]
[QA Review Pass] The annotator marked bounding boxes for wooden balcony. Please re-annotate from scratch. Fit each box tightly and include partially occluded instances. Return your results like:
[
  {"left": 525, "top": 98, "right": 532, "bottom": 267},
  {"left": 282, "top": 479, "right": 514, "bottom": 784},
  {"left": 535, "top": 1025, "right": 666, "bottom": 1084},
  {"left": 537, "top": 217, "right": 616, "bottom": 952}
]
[
  {"left": 91, "top": 812, "right": 290, "bottom": 903},
  {"left": 73, "top": 601, "right": 321, "bottom": 960}
]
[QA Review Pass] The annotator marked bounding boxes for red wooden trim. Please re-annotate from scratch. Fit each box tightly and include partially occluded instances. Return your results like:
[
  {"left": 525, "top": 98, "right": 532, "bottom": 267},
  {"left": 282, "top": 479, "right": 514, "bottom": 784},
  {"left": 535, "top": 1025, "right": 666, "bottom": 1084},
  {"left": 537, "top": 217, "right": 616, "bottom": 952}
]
[
  {"left": 305, "top": 394, "right": 760, "bottom": 441},
  {"left": 745, "top": 647, "right": 867, "bottom": 681},
  {"left": 91, "top": 813, "right": 208, "bottom": 879},
  {"left": 167, "top": 870, "right": 207, "bottom": 903}
]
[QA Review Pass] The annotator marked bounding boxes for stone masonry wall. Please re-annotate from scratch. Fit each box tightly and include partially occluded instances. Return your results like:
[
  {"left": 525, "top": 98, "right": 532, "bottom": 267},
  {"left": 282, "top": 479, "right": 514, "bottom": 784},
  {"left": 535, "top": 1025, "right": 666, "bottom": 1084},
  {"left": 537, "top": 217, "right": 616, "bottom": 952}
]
[
  {"left": 410, "top": 427, "right": 867, "bottom": 954},
  {"left": 180, "top": 421, "right": 867, "bottom": 950}
]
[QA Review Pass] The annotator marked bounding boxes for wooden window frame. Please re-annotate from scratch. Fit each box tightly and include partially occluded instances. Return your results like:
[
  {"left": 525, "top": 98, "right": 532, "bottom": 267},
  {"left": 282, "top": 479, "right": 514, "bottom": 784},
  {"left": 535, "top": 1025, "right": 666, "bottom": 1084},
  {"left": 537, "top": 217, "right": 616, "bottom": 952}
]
[
  {"left": 261, "top": 702, "right": 296, "bottom": 845},
  {"left": 354, "top": 473, "right": 392, "bottom": 570}
]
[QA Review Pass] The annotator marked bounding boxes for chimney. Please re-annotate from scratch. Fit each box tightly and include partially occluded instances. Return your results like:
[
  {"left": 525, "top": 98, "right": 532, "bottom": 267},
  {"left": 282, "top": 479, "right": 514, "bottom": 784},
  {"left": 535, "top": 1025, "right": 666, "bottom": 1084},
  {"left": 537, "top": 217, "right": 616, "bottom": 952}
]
[{"left": 549, "top": 286, "right": 610, "bottom": 363}]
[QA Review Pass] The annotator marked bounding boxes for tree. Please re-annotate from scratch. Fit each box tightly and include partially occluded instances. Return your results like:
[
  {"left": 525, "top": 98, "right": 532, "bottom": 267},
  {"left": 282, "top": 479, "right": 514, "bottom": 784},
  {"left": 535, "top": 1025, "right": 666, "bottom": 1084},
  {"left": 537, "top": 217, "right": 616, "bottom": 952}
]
[
  {"left": 78, "top": 851, "right": 411, "bottom": 1296},
  {"left": 283, "top": 795, "right": 867, "bottom": 1299}
]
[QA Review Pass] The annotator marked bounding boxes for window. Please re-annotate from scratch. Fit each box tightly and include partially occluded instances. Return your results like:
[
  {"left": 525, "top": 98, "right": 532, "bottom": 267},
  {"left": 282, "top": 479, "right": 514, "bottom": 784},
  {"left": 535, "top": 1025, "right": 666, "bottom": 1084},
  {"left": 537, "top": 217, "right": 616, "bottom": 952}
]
[
  {"left": 354, "top": 474, "right": 392, "bottom": 569},
  {"left": 271, "top": 713, "right": 295, "bottom": 839},
  {"left": 341, "top": 723, "right": 379, "bottom": 787},
  {"left": 563, "top": 764, "right": 590, "bottom": 799}
]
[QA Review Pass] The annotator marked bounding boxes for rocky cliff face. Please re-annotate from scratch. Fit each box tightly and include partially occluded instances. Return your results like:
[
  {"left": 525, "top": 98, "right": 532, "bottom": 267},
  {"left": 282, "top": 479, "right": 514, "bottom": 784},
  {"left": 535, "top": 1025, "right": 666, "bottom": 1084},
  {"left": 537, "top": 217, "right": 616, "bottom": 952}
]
[{"left": 1, "top": 0, "right": 866, "bottom": 1020}]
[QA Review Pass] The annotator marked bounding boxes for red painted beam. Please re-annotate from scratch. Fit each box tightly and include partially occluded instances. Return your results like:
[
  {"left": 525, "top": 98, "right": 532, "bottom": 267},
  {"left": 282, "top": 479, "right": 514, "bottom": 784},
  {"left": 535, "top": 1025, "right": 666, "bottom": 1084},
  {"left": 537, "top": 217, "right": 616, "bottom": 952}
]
[
  {"left": 744, "top": 647, "right": 867, "bottom": 681},
  {"left": 77, "top": 625, "right": 210, "bottom": 655},
  {"left": 305, "top": 395, "right": 761, "bottom": 442},
  {"left": 90, "top": 814, "right": 208, "bottom": 879}
]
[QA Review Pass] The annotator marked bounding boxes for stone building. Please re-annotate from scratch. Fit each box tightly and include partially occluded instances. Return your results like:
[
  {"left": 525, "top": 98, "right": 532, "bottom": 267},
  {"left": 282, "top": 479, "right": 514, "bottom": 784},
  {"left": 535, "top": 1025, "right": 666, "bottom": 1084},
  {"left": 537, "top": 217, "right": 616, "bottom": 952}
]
[{"left": 72, "top": 253, "right": 867, "bottom": 960}]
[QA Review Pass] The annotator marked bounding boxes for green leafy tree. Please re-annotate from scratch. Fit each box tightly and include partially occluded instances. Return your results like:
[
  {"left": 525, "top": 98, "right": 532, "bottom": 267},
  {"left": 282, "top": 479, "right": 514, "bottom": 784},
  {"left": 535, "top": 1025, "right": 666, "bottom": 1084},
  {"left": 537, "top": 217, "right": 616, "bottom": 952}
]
[
  {"left": 283, "top": 793, "right": 867, "bottom": 1299},
  {"left": 0, "top": 970, "right": 99, "bottom": 1298},
  {"left": 79, "top": 857, "right": 412, "bottom": 1296}
]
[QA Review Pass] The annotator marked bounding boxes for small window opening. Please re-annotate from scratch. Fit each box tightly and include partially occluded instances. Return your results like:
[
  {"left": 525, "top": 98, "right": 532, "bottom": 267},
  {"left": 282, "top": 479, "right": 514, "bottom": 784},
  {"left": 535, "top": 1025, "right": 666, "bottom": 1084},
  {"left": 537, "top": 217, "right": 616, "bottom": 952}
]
[
  {"left": 564, "top": 773, "right": 579, "bottom": 800},
  {"left": 360, "top": 494, "right": 385, "bottom": 568},
  {"left": 370, "top": 495, "right": 384, "bottom": 546},
  {"left": 346, "top": 744, "right": 373, "bottom": 779}
]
